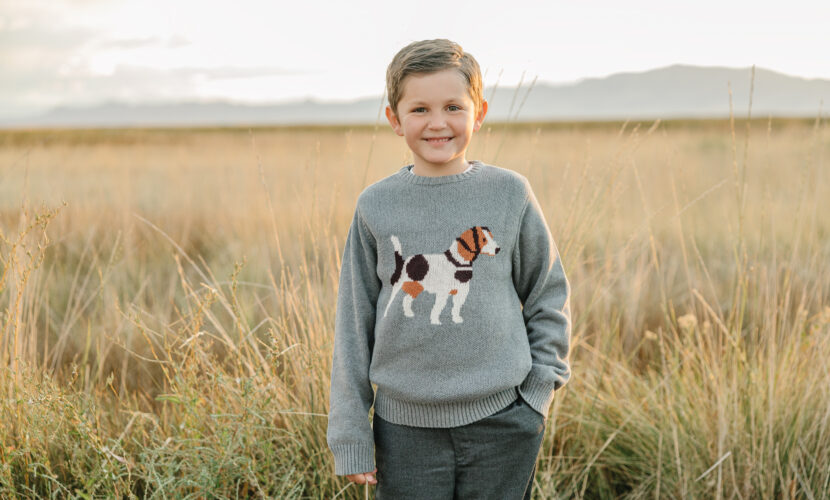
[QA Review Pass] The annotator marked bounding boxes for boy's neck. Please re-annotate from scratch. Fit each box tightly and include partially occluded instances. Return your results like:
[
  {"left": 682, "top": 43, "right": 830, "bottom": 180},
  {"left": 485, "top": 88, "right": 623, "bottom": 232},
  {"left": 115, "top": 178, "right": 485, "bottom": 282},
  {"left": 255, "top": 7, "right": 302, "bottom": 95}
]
[{"left": 410, "top": 157, "right": 471, "bottom": 177}]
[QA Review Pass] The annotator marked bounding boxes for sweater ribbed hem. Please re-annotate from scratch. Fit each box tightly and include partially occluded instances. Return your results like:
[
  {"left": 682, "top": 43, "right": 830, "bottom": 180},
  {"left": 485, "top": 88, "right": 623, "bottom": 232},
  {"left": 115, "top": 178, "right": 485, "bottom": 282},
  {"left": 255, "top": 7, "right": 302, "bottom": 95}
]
[
  {"left": 330, "top": 443, "right": 375, "bottom": 476},
  {"left": 373, "top": 386, "right": 519, "bottom": 428},
  {"left": 395, "top": 160, "right": 484, "bottom": 185},
  {"left": 518, "top": 370, "right": 556, "bottom": 420}
]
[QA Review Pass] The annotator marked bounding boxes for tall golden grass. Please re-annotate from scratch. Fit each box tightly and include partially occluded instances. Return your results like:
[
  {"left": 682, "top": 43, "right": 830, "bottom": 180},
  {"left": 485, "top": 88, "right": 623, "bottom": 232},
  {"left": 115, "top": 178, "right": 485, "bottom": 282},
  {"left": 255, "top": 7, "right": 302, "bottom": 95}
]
[{"left": 0, "top": 113, "right": 828, "bottom": 498}]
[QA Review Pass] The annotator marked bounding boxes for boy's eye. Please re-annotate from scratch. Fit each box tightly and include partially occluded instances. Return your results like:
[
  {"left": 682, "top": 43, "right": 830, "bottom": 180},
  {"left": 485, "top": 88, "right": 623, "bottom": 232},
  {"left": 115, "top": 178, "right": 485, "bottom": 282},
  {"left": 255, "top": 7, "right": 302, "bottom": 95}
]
[
  {"left": 448, "top": 105, "right": 461, "bottom": 111},
  {"left": 413, "top": 107, "right": 427, "bottom": 113}
]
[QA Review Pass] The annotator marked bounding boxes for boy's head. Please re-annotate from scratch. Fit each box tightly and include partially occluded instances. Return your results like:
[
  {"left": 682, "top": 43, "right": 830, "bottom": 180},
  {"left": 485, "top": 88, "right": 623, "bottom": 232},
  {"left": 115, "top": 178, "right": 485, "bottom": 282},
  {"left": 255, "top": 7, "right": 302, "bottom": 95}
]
[
  {"left": 385, "top": 39, "right": 484, "bottom": 119},
  {"left": 384, "top": 39, "right": 488, "bottom": 173}
]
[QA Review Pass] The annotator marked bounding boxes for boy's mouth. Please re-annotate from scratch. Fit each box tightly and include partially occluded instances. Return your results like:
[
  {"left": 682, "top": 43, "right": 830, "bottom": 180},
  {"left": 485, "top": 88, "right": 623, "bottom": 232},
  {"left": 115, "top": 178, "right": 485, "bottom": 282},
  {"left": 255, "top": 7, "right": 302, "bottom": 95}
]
[{"left": 424, "top": 136, "right": 453, "bottom": 143}]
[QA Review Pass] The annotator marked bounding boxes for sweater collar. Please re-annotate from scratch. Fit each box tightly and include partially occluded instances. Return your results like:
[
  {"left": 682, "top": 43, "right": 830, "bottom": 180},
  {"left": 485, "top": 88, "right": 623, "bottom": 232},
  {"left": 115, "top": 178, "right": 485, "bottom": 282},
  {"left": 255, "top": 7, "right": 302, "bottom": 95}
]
[{"left": 396, "top": 160, "right": 484, "bottom": 185}]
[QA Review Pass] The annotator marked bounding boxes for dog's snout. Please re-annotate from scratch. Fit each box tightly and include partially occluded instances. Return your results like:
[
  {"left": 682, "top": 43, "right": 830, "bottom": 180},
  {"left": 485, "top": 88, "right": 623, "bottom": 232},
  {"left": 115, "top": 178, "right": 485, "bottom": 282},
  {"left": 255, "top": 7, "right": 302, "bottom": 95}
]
[{"left": 495, "top": 247, "right": 500, "bottom": 254}]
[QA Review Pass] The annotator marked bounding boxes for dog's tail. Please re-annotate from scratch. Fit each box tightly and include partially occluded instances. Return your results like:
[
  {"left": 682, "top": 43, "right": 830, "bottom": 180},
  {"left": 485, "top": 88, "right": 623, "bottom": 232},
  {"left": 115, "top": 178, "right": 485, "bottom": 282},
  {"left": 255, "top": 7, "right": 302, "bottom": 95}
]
[
  {"left": 384, "top": 235, "right": 405, "bottom": 318},
  {"left": 389, "top": 235, "right": 403, "bottom": 286},
  {"left": 390, "top": 235, "right": 402, "bottom": 255}
]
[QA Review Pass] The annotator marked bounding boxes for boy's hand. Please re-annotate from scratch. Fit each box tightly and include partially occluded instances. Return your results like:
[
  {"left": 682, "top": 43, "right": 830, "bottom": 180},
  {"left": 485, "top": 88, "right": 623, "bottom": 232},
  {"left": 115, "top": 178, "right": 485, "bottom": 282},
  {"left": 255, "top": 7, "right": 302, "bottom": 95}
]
[{"left": 346, "top": 467, "right": 377, "bottom": 485}]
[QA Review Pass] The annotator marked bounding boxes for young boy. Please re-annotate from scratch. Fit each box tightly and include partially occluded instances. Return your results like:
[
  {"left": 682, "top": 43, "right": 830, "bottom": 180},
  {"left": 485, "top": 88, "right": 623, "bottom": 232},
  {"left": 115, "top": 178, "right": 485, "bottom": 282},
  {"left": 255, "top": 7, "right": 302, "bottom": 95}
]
[{"left": 326, "top": 39, "right": 571, "bottom": 499}]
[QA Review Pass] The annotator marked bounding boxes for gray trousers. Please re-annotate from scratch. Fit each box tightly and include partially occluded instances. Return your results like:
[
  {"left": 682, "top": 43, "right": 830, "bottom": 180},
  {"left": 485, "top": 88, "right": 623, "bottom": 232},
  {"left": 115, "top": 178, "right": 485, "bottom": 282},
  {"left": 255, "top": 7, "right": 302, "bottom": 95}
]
[{"left": 372, "top": 387, "right": 547, "bottom": 500}]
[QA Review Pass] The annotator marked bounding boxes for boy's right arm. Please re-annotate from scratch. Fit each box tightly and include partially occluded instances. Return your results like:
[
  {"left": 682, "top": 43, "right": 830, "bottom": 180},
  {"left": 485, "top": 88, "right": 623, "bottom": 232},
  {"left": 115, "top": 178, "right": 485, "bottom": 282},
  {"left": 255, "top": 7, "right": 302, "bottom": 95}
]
[{"left": 326, "top": 205, "right": 382, "bottom": 476}]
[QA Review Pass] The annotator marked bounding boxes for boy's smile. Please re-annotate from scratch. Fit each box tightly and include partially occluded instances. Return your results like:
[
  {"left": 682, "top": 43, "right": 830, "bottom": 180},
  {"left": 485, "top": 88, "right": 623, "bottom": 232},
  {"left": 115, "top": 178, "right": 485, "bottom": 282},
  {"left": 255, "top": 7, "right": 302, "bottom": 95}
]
[{"left": 386, "top": 68, "right": 488, "bottom": 177}]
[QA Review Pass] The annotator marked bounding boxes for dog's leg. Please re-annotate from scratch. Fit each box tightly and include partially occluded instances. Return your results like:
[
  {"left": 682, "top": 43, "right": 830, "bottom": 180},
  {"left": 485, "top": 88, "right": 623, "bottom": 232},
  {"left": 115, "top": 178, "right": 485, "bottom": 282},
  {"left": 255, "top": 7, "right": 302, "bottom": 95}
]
[
  {"left": 402, "top": 294, "right": 415, "bottom": 318},
  {"left": 450, "top": 284, "right": 470, "bottom": 324},
  {"left": 429, "top": 292, "right": 450, "bottom": 325}
]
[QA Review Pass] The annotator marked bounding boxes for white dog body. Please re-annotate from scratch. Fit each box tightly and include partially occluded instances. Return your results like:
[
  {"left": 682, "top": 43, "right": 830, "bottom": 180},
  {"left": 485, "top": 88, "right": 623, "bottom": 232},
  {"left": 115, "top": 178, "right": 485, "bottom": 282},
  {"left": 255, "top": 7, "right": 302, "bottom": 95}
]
[{"left": 382, "top": 226, "right": 501, "bottom": 325}]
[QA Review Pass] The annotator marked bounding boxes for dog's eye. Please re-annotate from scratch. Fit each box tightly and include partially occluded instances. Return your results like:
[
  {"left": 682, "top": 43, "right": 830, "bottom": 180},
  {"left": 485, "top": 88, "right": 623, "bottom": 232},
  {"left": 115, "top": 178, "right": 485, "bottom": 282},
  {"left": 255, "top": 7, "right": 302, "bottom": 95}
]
[{"left": 482, "top": 238, "right": 487, "bottom": 243}]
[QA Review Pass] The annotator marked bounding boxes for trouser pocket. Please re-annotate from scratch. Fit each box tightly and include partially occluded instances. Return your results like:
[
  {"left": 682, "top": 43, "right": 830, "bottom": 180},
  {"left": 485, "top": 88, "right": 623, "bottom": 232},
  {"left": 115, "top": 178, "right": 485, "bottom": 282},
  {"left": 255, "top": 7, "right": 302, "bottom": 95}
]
[{"left": 517, "top": 394, "right": 548, "bottom": 425}]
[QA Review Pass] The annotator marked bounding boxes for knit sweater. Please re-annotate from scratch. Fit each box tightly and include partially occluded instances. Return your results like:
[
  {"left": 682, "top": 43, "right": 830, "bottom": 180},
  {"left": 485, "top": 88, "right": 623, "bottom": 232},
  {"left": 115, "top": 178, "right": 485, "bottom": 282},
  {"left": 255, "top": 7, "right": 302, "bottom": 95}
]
[{"left": 326, "top": 160, "right": 572, "bottom": 476}]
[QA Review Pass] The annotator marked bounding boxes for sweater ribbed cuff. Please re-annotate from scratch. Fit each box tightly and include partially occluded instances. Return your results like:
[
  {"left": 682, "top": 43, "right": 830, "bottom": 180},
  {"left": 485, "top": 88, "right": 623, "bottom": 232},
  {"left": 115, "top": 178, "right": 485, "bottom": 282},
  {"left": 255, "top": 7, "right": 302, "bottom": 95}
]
[
  {"left": 518, "top": 370, "right": 556, "bottom": 420},
  {"left": 330, "top": 443, "right": 375, "bottom": 476}
]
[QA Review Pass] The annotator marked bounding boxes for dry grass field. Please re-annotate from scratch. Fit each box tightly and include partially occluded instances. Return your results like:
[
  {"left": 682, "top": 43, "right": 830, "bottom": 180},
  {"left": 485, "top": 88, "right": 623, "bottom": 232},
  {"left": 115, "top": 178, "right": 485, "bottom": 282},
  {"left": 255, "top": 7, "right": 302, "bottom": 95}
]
[{"left": 1, "top": 116, "right": 828, "bottom": 498}]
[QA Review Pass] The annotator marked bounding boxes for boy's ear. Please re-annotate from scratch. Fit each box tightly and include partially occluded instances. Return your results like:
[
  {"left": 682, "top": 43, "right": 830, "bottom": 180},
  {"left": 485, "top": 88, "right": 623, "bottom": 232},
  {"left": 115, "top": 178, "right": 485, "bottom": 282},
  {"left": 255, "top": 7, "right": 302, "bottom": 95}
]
[
  {"left": 385, "top": 106, "right": 404, "bottom": 136},
  {"left": 473, "top": 100, "right": 488, "bottom": 132}
]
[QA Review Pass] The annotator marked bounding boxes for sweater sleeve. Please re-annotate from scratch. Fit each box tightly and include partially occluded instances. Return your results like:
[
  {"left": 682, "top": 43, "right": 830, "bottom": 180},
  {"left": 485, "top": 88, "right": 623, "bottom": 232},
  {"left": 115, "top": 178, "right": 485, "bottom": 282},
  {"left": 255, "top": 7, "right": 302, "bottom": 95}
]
[
  {"left": 326, "top": 204, "right": 381, "bottom": 476},
  {"left": 512, "top": 184, "right": 572, "bottom": 419}
]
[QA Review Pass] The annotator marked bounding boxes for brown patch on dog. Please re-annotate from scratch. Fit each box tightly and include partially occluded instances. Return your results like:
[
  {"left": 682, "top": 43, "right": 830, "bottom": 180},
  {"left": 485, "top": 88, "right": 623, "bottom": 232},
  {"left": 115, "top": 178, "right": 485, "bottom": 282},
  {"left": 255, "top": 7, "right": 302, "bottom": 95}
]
[
  {"left": 449, "top": 289, "right": 458, "bottom": 295},
  {"left": 454, "top": 270, "right": 473, "bottom": 283},
  {"left": 456, "top": 228, "right": 480, "bottom": 262},
  {"left": 406, "top": 254, "right": 429, "bottom": 281},
  {"left": 402, "top": 281, "right": 424, "bottom": 298}
]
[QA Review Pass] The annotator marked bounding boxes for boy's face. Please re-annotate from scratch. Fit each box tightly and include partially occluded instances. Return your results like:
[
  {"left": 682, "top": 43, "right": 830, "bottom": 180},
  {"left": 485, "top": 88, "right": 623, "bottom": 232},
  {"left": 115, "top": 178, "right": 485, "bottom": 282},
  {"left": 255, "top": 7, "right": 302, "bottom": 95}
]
[{"left": 385, "top": 68, "right": 488, "bottom": 173}]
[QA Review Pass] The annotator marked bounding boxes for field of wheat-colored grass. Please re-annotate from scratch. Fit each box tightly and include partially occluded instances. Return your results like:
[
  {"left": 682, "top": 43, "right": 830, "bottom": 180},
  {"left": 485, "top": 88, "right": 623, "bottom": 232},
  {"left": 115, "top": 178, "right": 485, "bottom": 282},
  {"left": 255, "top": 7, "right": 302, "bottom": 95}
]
[{"left": 0, "top": 116, "right": 828, "bottom": 498}]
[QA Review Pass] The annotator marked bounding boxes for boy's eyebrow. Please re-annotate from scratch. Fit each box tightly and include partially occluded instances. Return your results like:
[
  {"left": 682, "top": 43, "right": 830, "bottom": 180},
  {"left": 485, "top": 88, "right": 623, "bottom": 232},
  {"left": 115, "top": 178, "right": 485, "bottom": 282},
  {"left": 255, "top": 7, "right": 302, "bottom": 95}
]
[{"left": 406, "top": 97, "right": 467, "bottom": 105}]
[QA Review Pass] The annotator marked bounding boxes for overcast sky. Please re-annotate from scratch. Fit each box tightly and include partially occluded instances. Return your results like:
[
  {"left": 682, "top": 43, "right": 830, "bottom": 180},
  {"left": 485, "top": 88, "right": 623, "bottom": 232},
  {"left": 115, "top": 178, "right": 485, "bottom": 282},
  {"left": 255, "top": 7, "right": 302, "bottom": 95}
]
[{"left": 2, "top": 0, "right": 828, "bottom": 119}]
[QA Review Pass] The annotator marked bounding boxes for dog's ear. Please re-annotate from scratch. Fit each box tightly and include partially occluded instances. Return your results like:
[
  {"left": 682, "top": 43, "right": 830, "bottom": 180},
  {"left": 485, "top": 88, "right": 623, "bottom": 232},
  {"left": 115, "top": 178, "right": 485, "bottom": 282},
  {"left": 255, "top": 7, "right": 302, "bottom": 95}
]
[{"left": 457, "top": 228, "right": 481, "bottom": 261}]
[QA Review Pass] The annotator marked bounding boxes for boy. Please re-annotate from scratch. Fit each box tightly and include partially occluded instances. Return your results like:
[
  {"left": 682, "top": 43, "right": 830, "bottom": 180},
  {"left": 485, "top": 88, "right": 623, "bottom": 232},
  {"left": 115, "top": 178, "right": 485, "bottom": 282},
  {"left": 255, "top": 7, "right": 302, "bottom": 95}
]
[{"left": 326, "top": 39, "right": 571, "bottom": 499}]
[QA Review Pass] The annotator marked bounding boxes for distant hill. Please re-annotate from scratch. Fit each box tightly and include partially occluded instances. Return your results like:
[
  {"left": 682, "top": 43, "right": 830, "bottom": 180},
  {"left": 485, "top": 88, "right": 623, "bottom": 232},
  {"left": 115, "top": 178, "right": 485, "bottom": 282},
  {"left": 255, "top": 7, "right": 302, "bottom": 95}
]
[
  {"left": 3, "top": 65, "right": 828, "bottom": 129},
  {"left": 503, "top": 64, "right": 828, "bottom": 121}
]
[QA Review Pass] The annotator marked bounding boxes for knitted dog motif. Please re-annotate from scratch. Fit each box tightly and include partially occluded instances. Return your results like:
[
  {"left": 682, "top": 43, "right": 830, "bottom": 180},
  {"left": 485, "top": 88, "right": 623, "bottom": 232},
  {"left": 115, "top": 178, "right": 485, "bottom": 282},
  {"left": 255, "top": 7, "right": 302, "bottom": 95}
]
[{"left": 383, "top": 226, "right": 501, "bottom": 325}]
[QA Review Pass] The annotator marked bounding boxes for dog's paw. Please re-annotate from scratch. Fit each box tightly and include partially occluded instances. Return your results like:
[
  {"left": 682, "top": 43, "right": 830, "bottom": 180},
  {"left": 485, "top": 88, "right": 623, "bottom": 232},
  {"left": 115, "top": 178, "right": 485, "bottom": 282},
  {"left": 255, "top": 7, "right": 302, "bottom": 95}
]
[{"left": 452, "top": 316, "right": 464, "bottom": 324}]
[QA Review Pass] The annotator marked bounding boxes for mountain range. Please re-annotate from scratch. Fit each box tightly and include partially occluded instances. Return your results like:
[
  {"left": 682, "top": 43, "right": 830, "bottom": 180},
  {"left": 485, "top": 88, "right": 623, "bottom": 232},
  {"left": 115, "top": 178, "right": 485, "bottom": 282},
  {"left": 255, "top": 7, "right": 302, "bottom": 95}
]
[{"left": 4, "top": 64, "right": 828, "bottom": 128}]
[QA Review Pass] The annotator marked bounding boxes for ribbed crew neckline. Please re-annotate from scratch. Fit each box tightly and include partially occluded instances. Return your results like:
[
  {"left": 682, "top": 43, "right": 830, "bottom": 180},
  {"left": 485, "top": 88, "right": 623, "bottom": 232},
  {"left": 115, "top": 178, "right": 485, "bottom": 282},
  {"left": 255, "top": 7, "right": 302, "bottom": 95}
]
[{"left": 396, "top": 160, "right": 484, "bottom": 185}]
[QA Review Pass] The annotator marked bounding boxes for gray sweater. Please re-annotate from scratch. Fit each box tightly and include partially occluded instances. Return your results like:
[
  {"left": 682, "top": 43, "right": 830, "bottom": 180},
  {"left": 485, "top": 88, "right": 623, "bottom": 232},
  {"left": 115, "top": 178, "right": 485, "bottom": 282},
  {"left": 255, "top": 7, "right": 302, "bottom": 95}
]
[{"left": 327, "top": 160, "right": 571, "bottom": 476}]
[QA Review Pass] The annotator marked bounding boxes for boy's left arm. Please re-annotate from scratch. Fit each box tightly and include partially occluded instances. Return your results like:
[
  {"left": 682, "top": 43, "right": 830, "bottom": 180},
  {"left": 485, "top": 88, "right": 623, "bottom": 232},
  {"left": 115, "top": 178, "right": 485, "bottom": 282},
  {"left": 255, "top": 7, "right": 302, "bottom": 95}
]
[{"left": 512, "top": 183, "right": 572, "bottom": 419}]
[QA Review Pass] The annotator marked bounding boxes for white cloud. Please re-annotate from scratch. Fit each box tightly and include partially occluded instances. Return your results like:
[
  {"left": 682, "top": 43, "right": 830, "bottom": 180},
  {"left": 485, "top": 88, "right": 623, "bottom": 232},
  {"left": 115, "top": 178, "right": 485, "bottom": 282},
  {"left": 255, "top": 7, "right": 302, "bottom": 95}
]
[{"left": 98, "top": 35, "right": 191, "bottom": 50}]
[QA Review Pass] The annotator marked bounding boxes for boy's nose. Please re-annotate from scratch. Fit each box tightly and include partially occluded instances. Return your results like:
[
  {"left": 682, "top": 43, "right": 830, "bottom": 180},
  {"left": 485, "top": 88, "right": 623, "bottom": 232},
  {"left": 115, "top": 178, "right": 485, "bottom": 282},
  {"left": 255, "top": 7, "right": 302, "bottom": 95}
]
[{"left": 428, "top": 115, "right": 447, "bottom": 129}]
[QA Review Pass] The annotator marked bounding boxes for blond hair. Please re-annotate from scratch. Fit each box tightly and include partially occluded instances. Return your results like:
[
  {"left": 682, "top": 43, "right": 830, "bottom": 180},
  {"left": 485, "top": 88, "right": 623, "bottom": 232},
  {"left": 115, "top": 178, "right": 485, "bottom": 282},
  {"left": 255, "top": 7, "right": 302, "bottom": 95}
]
[{"left": 386, "top": 39, "right": 484, "bottom": 117}]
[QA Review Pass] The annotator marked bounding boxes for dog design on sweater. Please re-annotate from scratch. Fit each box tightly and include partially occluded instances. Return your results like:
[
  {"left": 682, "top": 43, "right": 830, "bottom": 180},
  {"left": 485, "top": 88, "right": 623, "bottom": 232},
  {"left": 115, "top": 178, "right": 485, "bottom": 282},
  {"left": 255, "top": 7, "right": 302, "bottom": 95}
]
[{"left": 382, "top": 226, "right": 501, "bottom": 325}]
